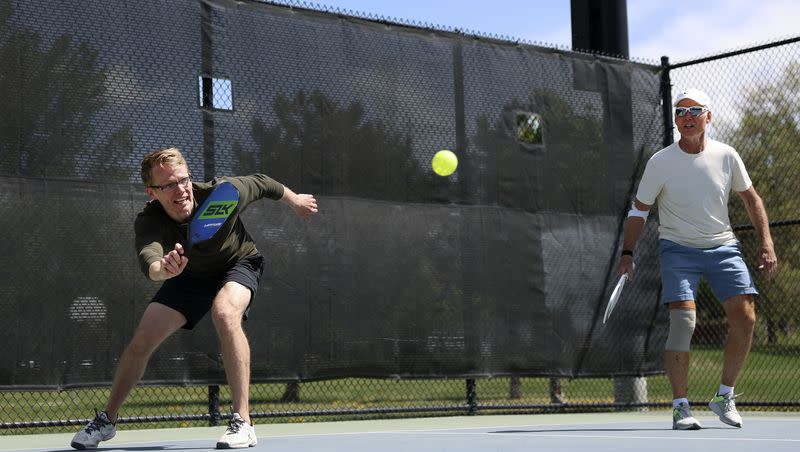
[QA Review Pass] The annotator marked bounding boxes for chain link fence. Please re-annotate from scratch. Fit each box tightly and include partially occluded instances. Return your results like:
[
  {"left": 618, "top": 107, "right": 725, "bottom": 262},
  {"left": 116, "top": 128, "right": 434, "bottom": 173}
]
[{"left": 1, "top": 0, "right": 799, "bottom": 434}]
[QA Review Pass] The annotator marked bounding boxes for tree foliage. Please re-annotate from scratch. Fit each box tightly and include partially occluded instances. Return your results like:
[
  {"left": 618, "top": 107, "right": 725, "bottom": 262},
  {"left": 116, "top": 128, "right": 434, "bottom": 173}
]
[{"left": 0, "top": 0, "right": 133, "bottom": 180}]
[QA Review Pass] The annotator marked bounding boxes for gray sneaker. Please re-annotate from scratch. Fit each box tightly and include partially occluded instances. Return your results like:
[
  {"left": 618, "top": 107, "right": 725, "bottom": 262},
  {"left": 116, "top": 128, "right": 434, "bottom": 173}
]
[
  {"left": 708, "top": 392, "right": 743, "bottom": 427},
  {"left": 70, "top": 410, "right": 116, "bottom": 450},
  {"left": 672, "top": 402, "right": 702, "bottom": 430}
]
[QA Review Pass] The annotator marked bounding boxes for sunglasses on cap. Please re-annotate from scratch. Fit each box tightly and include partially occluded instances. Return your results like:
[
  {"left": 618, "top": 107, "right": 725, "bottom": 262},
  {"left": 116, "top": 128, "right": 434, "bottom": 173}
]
[{"left": 675, "top": 106, "right": 708, "bottom": 117}]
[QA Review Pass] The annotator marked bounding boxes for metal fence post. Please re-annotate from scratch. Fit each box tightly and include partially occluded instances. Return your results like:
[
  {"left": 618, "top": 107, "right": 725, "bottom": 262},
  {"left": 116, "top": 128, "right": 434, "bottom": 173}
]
[
  {"left": 466, "top": 379, "right": 477, "bottom": 415},
  {"left": 208, "top": 385, "right": 221, "bottom": 426},
  {"left": 660, "top": 56, "right": 674, "bottom": 147}
]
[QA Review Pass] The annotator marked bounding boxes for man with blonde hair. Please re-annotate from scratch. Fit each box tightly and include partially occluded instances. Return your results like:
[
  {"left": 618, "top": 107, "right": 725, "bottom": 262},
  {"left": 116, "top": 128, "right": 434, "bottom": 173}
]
[{"left": 71, "top": 147, "right": 317, "bottom": 449}]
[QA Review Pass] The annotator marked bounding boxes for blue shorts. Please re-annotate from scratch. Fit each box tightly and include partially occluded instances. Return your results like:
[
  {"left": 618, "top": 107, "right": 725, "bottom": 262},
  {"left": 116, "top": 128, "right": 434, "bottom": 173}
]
[{"left": 659, "top": 239, "right": 758, "bottom": 304}]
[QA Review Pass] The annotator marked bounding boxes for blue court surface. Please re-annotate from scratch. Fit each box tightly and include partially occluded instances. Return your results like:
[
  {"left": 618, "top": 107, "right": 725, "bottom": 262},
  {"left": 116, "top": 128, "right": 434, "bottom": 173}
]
[{"left": 5, "top": 411, "right": 800, "bottom": 452}]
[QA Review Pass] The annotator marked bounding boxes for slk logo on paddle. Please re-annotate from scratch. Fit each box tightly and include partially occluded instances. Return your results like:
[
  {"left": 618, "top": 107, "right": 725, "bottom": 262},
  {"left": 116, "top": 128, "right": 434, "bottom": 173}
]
[{"left": 198, "top": 201, "right": 238, "bottom": 219}]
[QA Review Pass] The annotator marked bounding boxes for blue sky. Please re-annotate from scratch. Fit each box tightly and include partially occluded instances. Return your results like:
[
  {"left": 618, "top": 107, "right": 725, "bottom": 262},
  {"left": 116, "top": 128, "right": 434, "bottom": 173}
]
[{"left": 304, "top": 0, "right": 800, "bottom": 62}]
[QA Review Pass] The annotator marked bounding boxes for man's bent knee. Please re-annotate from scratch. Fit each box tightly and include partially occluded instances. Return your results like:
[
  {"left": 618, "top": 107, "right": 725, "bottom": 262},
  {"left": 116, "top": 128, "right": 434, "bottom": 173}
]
[
  {"left": 212, "top": 282, "right": 250, "bottom": 326},
  {"left": 212, "top": 307, "right": 244, "bottom": 331}
]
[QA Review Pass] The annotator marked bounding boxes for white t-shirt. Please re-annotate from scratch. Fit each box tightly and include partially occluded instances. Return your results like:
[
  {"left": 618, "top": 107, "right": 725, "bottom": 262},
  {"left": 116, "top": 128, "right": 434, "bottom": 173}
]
[{"left": 636, "top": 139, "right": 752, "bottom": 248}]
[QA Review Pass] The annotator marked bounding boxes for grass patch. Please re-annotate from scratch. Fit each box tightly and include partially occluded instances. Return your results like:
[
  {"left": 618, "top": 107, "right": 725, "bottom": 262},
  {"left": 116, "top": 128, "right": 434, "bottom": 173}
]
[{"left": 2, "top": 347, "right": 798, "bottom": 435}]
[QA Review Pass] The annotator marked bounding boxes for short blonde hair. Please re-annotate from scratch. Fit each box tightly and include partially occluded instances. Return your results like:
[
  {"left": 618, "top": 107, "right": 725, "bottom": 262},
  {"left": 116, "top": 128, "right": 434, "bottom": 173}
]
[{"left": 140, "top": 147, "right": 187, "bottom": 186}]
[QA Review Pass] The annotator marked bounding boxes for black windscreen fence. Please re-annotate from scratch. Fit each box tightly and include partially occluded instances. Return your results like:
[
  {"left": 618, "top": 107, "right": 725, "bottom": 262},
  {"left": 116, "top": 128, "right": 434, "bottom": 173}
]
[{"left": 0, "top": 0, "right": 665, "bottom": 390}]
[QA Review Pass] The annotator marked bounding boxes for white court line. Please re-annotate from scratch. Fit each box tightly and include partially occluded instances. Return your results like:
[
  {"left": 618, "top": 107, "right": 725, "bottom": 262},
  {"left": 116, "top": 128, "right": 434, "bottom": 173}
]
[
  {"left": 251, "top": 417, "right": 800, "bottom": 443},
  {"left": 468, "top": 432, "right": 800, "bottom": 443},
  {"left": 267, "top": 430, "right": 800, "bottom": 444},
  {"left": 248, "top": 416, "right": 797, "bottom": 440}
]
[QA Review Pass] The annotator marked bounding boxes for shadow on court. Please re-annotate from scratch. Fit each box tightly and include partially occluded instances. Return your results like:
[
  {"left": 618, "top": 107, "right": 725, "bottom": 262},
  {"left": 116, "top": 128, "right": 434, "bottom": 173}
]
[{"left": 45, "top": 448, "right": 211, "bottom": 452}]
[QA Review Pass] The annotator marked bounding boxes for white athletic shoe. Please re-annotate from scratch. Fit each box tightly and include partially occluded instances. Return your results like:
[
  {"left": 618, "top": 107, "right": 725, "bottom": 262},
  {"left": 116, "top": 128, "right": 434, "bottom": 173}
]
[
  {"left": 216, "top": 413, "right": 257, "bottom": 449},
  {"left": 70, "top": 410, "right": 116, "bottom": 450},
  {"left": 672, "top": 402, "right": 702, "bottom": 430},
  {"left": 708, "top": 392, "right": 743, "bottom": 427}
]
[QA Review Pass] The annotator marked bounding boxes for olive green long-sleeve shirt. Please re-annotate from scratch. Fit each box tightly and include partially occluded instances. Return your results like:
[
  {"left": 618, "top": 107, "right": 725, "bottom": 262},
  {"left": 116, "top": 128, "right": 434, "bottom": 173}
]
[{"left": 134, "top": 174, "right": 284, "bottom": 279}]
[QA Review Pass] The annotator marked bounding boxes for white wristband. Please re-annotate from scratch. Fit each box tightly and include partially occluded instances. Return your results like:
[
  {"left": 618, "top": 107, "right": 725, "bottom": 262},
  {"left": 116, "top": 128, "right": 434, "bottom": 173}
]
[{"left": 627, "top": 202, "right": 649, "bottom": 220}]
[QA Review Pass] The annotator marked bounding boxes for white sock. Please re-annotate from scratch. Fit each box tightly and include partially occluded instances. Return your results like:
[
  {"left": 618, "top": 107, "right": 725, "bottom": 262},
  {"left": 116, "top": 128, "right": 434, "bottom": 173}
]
[
  {"left": 672, "top": 397, "right": 689, "bottom": 408},
  {"left": 718, "top": 384, "right": 733, "bottom": 396}
]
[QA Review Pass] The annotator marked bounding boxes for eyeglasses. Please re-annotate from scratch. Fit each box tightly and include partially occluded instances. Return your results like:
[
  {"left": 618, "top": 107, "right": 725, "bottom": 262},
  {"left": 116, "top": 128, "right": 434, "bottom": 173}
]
[
  {"left": 149, "top": 175, "right": 191, "bottom": 192},
  {"left": 675, "top": 106, "right": 708, "bottom": 117}
]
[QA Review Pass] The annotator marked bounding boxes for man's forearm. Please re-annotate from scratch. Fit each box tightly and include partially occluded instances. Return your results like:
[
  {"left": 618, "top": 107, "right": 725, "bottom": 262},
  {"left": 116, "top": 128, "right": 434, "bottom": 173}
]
[
  {"left": 622, "top": 217, "right": 646, "bottom": 252},
  {"left": 744, "top": 194, "right": 773, "bottom": 248}
]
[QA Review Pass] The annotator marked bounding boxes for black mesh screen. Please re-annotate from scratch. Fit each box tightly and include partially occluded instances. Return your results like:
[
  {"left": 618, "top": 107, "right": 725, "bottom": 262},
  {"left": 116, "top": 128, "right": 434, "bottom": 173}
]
[{"left": 0, "top": 0, "right": 664, "bottom": 389}]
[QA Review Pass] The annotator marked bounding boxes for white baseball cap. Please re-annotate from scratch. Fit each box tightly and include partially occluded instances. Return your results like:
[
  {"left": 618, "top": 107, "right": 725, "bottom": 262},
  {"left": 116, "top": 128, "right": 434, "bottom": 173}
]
[{"left": 673, "top": 88, "right": 711, "bottom": 109}]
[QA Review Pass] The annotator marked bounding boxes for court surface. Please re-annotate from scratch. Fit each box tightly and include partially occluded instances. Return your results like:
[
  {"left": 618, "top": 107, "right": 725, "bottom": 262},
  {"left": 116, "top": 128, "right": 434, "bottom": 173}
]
[{"left": 5, "top": 411, "right": 800, "bottom": 452}]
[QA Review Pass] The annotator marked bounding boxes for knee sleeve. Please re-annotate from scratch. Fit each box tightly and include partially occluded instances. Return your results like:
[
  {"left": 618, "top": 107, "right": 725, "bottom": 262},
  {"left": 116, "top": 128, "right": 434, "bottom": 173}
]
[{"left": 665, "top": 309, "right": 696, "bottom": 352}]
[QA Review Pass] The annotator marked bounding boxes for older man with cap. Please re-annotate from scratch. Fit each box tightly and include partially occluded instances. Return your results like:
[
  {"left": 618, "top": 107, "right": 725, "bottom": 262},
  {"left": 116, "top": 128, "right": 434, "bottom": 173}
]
[{"left": 616, "top": 88, "right": 777, "bottom": 430}]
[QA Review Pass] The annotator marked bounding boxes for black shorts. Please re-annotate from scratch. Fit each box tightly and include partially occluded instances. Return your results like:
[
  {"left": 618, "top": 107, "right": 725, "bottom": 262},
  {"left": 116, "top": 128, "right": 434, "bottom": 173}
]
[{"left": 150, "top": 253, "right": 265, "bottom": 330}]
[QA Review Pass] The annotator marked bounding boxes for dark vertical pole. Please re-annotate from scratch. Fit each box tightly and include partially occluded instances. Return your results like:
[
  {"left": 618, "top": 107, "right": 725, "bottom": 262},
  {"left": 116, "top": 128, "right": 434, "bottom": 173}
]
[
  {"left": 208, "top": 384, "right": 221, "bottom": 426},
  {"left": 202, "top": 1, "right": 218, "bottom": 426},
  {"left": 660, "top": 56, "right": 674, "bottom": 147},
  {"left": 201, "top": 0, "right": 216, "bottom": 179},
  {"left": 453, "top": 36, "right": 479, "bottom": 402},
  {"left": 570, "top": 0, "right": 629, "bottom": 59},
  {"left": 452, "top": 35, "right": 470, "bottom": 205},
  {"left": 452, "top": 39, "right": 467, "bottom": 164},
  {"left": 466, "top": 378, "right": 477, "bottom": 415}
]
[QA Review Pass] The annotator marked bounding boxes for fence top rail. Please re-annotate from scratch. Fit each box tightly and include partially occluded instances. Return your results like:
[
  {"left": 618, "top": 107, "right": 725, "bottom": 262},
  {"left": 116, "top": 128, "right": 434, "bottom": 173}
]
[{"left": 667, "top": 34, "right": 800, "bottom": 69}]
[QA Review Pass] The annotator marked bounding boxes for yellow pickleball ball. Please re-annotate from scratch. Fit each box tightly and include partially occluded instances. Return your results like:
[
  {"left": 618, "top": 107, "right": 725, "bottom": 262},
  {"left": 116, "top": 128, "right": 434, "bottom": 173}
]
[{"left": 432, "top": 150, "right": 458, "bottom": 176}]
